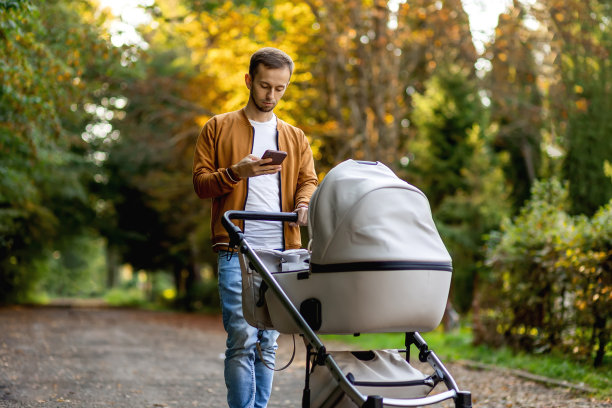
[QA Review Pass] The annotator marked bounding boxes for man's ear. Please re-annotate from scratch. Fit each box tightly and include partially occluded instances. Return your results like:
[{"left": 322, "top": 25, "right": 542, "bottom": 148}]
[{"left": 245, "top": 73, "right": 252, "bottom": 90}]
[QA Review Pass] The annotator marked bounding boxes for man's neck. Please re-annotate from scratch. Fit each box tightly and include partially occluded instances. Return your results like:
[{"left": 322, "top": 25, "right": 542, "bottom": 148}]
[{"left": 244, "top": 103, "right": 274, "bottom": 123}]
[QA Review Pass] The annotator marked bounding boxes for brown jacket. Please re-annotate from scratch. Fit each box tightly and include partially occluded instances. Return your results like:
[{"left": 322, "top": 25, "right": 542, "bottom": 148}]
[{"left": 193, "top": 108, "right": 318, "bottom": 251}]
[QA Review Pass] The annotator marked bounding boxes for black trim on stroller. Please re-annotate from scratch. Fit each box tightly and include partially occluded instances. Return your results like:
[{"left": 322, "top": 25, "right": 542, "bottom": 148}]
[
  {"left": 222, "top": 210, "right": 472, "bottom": 408},
  {"left": 310, "top": 261, "right": 453, "bottom": 273}
]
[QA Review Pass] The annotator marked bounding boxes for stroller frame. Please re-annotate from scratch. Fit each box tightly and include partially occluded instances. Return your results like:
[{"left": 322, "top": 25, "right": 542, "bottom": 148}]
[{"left": 222, "top": 210, "right": 472, "bottom": 408}]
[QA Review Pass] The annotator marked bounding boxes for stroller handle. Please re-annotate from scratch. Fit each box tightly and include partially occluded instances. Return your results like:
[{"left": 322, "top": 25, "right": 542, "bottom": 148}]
[{"left": 222, "top": 211, "right": 299, "bottom": 249}]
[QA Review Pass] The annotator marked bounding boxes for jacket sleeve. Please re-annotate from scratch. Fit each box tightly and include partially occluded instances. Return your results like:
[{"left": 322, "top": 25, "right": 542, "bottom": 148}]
[
  {"left": 294, "top": 131, "right": 318, "bottom": 207},
  {"left": 192, "top": 118, "right": 239, "bottom": 199}
]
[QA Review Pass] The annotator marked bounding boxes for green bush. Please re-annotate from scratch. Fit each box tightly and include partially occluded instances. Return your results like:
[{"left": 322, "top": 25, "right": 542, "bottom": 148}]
[
  {"left": 480, "top": 179, "right": 611, "bottom": 366},
  {"left": 173, "top": 277, "right": 221, "bottom": 313},
  {"left": 104, "top": 287, "right": 148, "bottom": 308}
]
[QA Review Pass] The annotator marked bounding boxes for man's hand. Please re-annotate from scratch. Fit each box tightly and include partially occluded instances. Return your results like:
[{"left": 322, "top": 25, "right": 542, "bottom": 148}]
[
  {"left": 290, "top": 206, "right": 308, "bottom": 227},
  {"left": 231, "top": 155, "right": 282, "bottom": 179}
]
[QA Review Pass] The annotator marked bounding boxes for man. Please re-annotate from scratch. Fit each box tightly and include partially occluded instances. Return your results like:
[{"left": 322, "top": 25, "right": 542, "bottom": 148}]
[{"left": 192, "top": 47, "right": 318, "bottom": 408}]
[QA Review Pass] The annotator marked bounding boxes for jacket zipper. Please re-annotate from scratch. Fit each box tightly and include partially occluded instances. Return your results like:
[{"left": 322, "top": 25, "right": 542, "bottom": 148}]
[
  {"left": 275, "top": 127, "right": 285, "bottom": 250},
  {"left": 241, "top": 125, "right": 254, "bottom": 233}
]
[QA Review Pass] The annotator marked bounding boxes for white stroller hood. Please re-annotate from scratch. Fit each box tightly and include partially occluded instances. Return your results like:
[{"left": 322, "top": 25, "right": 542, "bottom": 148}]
[
  {"left": 264, "top": 159, "right": 452, "bottom": 333},
  {"left": 308, "top": 160, "right": 451, "bottom": 269}
]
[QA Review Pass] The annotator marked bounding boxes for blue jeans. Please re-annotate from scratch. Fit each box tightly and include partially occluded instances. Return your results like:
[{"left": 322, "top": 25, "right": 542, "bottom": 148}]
[{"left": 218, "top": 251, "right": 279, "bottom": 408}]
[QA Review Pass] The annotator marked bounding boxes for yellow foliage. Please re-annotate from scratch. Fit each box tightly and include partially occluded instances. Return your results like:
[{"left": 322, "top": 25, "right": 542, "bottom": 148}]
[
  {"left": 162, "top": 288, "right": 176, "bottom": 300},
  {"left": 508, "top": 66, "right": 516, "bottom": 83},
  {"left": 154, "top": 0, "right": 319, "bottom": 122},
  {"left": 575, "top": 98, "right": 588, "bottom": 112},
  {"left": 604, "top": 160, "right": 612, "bottom": 181}
]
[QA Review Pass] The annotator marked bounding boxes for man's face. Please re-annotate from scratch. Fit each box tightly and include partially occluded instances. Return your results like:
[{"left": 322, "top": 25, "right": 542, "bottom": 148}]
[{"left": 246, "top": 65, "right": 291, "bottom": 113}]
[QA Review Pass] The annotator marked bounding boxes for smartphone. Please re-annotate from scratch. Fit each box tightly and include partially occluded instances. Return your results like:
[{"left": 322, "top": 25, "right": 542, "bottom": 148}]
[{"left": 261, "top": 149, "right": 287, "bottom": 165}]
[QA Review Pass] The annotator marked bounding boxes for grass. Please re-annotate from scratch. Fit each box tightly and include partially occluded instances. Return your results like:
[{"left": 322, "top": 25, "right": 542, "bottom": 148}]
[
  {"left": 103, "top": 287, "right": 150, "bottom": 308},
  {"left": 321, "top": 325, "right": 612, "bottom": 400}
]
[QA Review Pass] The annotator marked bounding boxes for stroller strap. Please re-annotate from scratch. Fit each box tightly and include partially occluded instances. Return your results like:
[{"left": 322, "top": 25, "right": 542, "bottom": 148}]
[{"left": 256, "top": 332, "right": 296, "bottom": 372}]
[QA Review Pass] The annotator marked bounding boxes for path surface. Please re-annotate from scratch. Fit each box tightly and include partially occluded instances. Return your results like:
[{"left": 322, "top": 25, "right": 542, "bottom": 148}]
[{"left": 0, "top": 307, "right": 609, "bottom": 408}]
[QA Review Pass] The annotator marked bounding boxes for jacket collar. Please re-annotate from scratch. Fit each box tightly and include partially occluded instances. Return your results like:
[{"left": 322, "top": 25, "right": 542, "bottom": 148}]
[{"left": 240, "top": 107, "right": 285, "bottom": 131}]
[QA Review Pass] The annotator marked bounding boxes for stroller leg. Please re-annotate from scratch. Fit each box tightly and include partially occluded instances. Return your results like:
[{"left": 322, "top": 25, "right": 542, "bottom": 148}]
[
  {"left": 363, "top": 396, "right": 383, "bottom": 408},
  {"left": 406, "top": 332, "right": 472, "bottom": 408},
  {"left": 455, "top": 391, "right": 472, "bottom": 408},
  {"left": 302, "top": 344, "right": 312, "bottom": 408}
]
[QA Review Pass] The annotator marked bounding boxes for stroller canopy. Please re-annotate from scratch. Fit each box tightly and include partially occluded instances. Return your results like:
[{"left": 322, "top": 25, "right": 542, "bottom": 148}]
[{"left": 308, "top": 160, "right": 451, "bottom": 270}]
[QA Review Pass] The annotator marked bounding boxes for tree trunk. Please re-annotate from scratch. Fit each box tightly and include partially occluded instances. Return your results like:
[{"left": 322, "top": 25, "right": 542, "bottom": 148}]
[
  {"left": 593, "top": 315, "right": 608, "bottom": 367},
  {"left": 105, "top": 244, "right": 120, "bottom": 288}
]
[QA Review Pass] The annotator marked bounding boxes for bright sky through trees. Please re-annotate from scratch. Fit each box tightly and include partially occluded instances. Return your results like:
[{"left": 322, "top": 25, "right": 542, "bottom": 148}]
[
  {"left": 98, "top": 0, "right": 512, "bottom": 53},
  {"left": 97, "top": 0, "right": 152, "bottom": 47},
  {"left": 461, "top": 0, "right": 512, "bottom": 53}
]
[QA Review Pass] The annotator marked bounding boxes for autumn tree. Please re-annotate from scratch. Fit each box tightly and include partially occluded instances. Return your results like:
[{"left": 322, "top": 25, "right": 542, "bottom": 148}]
[
  {"left": 477, "top": 0, "right": 611, "bottom": 362},
  {"left": 298, "top": 0, "right": 477, "bottom": 174},
  {"left": 97, "top": 45, "right": 214, "bottom": 306},
  {"left": 543, "top": 0, "right": 612, "bottom": 215},
  {"left": 485, "top": 2, "right": 544, "bottom": 211},
  {"left": 0, "top": 0, "right": 128, "bottom": 302}
]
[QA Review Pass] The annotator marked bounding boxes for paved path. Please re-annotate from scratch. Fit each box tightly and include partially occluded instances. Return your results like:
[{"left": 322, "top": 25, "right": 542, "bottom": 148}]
[
  {"left": 0, "top": 307, "right": 609, "bottom": 408},
  {"left": 0, "top": 307, "right": 305, "bottom": 408}
]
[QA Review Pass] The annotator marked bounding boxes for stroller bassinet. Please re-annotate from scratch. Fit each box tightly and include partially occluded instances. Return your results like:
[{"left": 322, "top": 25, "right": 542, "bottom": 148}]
[{"left": 222, "top": 160, "right": 471, "bottom": 407}]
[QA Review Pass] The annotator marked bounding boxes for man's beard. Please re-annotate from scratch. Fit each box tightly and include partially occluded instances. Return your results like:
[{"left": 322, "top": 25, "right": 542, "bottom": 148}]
[{"left": 250, "top": 91, "right": 275, "bottom": 112}]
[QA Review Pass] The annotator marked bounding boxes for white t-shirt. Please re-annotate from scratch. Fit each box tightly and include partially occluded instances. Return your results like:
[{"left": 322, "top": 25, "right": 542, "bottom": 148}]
[{"left": 244, "top": 115, "right": 283, "bottom": 249}]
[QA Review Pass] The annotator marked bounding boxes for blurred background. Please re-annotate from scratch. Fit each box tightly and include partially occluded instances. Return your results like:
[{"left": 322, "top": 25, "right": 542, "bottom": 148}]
[{"left": 1, "top": 0, "right": 610, "bottom": 367}]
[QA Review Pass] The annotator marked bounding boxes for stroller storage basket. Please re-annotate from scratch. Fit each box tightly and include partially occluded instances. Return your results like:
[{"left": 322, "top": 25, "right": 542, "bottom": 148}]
[{"left": 308, "top": 349, "right": 434, "bottom": 407}]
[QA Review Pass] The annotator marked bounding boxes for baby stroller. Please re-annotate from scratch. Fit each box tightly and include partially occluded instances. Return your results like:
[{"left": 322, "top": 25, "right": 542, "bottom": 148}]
[{"left": 222, "top": 160, "right": 472, "bottom": 408}]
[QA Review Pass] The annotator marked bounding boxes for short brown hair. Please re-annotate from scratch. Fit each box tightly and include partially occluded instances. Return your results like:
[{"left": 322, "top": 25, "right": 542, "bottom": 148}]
[{"left": 249, "top": 47, "right": 294, "bottom": 79}]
